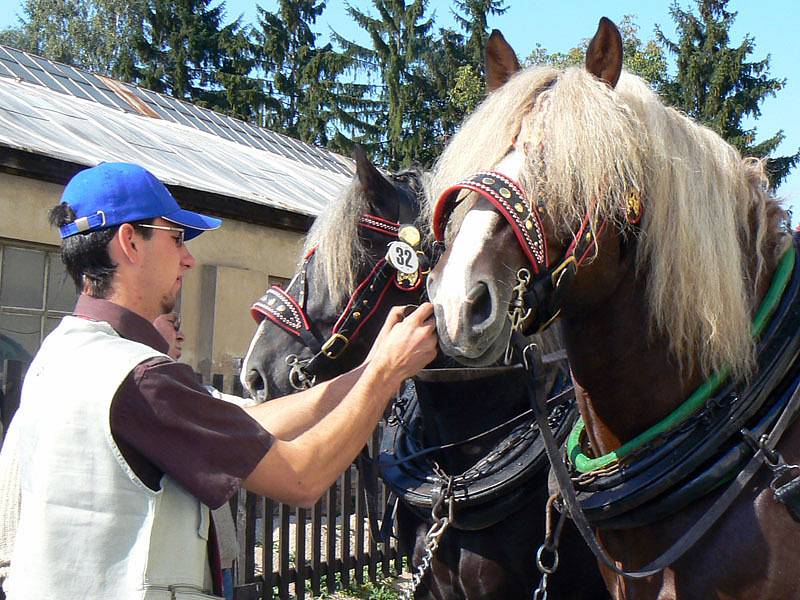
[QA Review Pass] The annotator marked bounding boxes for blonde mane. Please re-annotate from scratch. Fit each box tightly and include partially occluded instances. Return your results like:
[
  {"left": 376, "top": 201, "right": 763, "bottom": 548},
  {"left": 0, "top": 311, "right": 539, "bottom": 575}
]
[
  {"left": 304, "top": 169, "right": 426, "bottom": 306},
  {"left": 429, "top": 65, "right": 789, "bottom": 379}
]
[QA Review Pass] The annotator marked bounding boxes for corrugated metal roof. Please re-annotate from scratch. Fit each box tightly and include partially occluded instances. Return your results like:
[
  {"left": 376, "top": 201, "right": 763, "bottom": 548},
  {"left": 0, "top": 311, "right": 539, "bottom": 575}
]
[{"left": 0, "top": 45, "right": 354, "bottom": 217}]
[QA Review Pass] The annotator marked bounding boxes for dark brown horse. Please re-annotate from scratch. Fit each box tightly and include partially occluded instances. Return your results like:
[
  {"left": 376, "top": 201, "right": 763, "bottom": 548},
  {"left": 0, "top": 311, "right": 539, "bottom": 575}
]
[
  {"left": 427, "top": 17, "right": 800, "bottom": 600},
  {"left": 242, "top": 150, "right": 608, "bottom": 599}
]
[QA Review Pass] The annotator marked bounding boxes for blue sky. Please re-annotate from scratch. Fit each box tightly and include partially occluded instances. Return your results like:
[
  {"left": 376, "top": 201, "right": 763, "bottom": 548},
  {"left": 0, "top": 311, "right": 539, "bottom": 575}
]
[{"left": 3, "top": 0, "right": 799, "bottom": 214}]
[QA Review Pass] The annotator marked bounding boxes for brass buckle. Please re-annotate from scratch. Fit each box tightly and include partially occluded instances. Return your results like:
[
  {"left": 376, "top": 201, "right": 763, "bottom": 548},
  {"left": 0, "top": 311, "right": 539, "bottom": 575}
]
[{"left": 321, "top": 333, "right": 349, "bottom": 359}]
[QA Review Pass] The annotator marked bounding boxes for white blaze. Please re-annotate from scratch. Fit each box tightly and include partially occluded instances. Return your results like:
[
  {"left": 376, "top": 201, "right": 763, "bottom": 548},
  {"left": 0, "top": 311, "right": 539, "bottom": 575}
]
[{"left": 431, "top": 205, "right": 501, "bottom": 341}]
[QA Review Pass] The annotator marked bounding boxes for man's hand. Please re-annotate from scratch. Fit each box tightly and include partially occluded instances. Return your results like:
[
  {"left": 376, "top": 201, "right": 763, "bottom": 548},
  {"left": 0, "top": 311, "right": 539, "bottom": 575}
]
[{"left": 366, "top": 303, "right": 438, "bottom": 385}]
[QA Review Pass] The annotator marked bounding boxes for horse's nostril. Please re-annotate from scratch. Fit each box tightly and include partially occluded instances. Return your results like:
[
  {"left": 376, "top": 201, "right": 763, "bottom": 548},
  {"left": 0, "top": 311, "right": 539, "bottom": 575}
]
[
  {"left": 465, "top": 282, "right": 492, "bottom": 327},
  {"left": 245, "top": 369, "right": 265, "bottom": 394}
]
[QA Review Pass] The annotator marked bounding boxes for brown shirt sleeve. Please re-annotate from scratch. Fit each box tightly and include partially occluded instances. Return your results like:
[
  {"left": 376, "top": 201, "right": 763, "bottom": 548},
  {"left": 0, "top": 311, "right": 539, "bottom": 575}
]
[{"left": 110, "top": 356, "right": 274, "bottom": 509}]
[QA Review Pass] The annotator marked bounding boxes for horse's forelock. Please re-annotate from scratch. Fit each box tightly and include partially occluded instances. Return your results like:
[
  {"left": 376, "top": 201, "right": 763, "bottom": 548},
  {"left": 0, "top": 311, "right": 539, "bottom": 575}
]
[{"left": 304, "top": 177, "right": 372, "bottom": 307}]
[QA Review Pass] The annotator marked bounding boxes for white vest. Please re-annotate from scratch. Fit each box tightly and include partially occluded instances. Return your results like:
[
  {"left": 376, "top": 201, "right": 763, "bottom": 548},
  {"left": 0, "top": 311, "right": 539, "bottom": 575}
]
[{"left": 6, "top": 316, "right": 221, "bottom": 600}]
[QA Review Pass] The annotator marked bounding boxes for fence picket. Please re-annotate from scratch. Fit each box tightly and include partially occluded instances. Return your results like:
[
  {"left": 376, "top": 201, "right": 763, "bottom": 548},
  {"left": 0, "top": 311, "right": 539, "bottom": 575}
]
[
  {"left": 310, "top": 499, "right": 322, "bottom": 596},
  {"left": 278, "top": 504, "right": 291, "bottom": 599},
  {"left": 295, "top": 506, "right": 307, "bottom": 599},
  {"left": 325, "top": 485, "right": 337, "bottom": 594},
  {"left": 340, "top": 466, "right": 352, "bottom": 589}
]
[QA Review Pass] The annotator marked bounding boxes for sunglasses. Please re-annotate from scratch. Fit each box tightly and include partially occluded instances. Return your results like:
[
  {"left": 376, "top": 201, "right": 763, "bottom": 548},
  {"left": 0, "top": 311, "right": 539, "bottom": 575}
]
[{"left": 135, "top": 224, "right": 185, "bottom": 247}]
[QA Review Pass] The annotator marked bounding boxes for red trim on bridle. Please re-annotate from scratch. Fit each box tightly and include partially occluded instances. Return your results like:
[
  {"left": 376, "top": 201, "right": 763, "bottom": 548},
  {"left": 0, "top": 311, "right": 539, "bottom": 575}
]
[
  {"left": 249, "top": 213, "right": 423, "bottom": 362},
  {"left": 433, "top": 171, "right": 549, "bottom": 274},
  {"left": 250, "top": 285, "right": 310, "bottom": 334}
]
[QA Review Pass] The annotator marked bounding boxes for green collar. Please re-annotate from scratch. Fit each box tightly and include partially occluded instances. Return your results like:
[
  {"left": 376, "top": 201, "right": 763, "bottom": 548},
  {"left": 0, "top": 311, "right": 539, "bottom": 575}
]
[{"left": 567, "top": 246, "right": 796, "bottom": 474}]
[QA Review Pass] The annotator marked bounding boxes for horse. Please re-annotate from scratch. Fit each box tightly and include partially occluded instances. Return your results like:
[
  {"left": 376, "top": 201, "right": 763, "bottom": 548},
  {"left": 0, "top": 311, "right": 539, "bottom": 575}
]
[
  {"left": 427, "top": 16, "right": 800, "bottom": 600},
  {"left": 242, "top": 149, "right": 608, "bottom": 599}
]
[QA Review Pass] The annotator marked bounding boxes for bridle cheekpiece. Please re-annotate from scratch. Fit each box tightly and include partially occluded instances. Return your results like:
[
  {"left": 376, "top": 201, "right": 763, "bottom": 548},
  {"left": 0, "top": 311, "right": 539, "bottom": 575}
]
[{"left": 432, "top": 170, "right": 608, "bottom": 334}]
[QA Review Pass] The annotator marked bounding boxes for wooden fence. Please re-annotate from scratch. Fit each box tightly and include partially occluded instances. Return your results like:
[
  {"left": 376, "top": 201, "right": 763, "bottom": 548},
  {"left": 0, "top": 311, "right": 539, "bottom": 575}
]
[{"left": 212, "top": 370, "right": 409, "bottom": 600}]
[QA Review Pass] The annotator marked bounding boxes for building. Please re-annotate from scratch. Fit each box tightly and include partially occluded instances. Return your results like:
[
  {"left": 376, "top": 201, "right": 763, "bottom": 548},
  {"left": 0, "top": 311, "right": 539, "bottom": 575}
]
[{"left": 0, "top": 44, "right": 353, "bottom": 391}]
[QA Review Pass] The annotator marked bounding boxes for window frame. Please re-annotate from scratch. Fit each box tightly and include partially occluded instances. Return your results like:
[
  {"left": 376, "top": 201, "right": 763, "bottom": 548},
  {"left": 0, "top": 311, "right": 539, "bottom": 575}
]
[{"left": 0, "top": 238, "right": 78, "bottom": 359}]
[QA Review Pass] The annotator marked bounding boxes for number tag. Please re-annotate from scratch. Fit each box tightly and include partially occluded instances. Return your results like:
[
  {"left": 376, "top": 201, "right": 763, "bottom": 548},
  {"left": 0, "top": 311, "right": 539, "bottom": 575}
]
[{"left": 386, "top": 241, "right": 419, "bottom": 274}]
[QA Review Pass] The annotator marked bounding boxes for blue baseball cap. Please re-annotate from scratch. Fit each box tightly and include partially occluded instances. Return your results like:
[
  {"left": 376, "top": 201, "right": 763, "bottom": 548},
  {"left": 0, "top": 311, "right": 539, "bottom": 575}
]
[{"left": 58, "top": 162, "right": 221, "bottom": 241}]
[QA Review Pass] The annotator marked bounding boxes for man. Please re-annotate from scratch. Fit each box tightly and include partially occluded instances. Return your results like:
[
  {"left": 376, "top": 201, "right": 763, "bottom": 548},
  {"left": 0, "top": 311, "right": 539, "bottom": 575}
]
[
  {"left": 4, "top": 162, "right": 437, "bottom": 599},
  {"left": 152, "top": 312, "right": 185, "bottom": 360}
]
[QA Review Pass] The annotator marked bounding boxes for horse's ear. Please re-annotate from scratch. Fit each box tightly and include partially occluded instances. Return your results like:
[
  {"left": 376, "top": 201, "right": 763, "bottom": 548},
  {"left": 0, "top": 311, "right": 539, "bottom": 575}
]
[
  {"left": 353, "top": 144, "right": 394, "bottom": 208},
  {"left": 486, "top": 30, "right": 520, "bottom": 92},
  {"left": 585, "top": 17, "right": 623, "bottom": 88}
]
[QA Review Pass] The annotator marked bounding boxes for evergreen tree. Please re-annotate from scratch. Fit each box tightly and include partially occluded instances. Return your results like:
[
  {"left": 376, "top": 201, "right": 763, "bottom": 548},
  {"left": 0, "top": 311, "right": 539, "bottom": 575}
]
[
  {"left": 213, "top": 19, "right": 263, "bottom": 121},
  {"left": 451, "top": 0, "right": 508, "bottom": 76},
  {"left": 135, "top": 0, "right": 227, "bottom": 103},
  {"left": 657, "top": 0, "right": 798, "bottom": 187},
  {"left": 424, "top": 27, "right": 476, "bottom": 137},
  {"left": 334, "top": 0, "right": 438, "bottom": 168},
  {"left": 254, "top": 0, "right": 350, "bottom": 146}
]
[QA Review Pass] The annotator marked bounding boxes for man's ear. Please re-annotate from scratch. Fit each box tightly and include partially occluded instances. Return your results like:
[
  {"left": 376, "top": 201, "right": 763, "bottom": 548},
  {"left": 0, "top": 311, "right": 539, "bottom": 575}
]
[{"left": 115, "top": 223, "right": 140, "bottom": 264}]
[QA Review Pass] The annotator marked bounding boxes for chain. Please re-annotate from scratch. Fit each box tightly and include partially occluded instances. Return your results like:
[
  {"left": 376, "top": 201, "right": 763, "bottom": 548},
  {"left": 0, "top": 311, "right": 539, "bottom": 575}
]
[
  {"left": 531, "top": 494, "right": 565, "bottom": 600},
  {"left": 401, "top": 478, "right": 454, "bottom": 600}
]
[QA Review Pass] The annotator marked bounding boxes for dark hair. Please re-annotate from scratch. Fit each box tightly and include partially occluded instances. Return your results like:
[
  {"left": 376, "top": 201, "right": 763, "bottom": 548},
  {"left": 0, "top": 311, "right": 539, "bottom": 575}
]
[{"left": 48, "top": 203, "right": 153, "bottom": 299}]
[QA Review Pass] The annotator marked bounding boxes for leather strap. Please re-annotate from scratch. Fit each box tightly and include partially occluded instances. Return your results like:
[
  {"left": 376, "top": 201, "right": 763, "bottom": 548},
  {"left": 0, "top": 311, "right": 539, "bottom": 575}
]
[
  {"left": 521, "top": 339, "right": 800, "bottom": 579},
  {"left": 433, "top": 171, "right": 548, "bottom": 274}
]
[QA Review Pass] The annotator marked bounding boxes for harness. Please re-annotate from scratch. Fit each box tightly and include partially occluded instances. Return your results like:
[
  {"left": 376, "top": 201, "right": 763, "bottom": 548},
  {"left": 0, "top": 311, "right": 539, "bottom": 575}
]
[
  {"left": 379, "top": 364, "right": 575, "bottom": 531},
  {"left": 433, "top": 165, "right": 800, "bottom": 581},
  {"left": 250, "top": 214, "right": 431, "bottom": 390}
]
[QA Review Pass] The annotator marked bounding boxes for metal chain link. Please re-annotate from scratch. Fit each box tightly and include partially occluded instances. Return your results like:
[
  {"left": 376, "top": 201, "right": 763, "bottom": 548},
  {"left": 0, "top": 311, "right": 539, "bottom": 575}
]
[
  {"left": 531, "top": 494, "right": 565, "bottom": 600},
  {"left": 401, "top": 479, "right": 454, "bottom": 600}
]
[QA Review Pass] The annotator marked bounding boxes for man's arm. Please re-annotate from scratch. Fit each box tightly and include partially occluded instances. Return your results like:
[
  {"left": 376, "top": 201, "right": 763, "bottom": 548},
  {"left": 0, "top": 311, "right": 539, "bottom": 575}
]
[{"left": 242, "top": 303, "right": 437, "bottom": 507}]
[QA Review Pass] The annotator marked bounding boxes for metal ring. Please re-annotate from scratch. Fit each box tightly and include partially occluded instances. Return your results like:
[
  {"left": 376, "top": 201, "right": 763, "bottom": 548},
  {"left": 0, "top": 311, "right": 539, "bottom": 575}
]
[{"left": 536, "top": 544, "right": 559, "bottom": 574}]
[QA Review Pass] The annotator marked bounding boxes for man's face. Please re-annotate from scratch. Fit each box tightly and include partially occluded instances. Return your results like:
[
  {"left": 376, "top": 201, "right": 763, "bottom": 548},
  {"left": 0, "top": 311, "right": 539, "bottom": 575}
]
[
  {"left": 137, "top": 217, "right": 196, "bottom": 316},
  {"left": 153, "top": 312, "right": 184, "bottom": 359}
]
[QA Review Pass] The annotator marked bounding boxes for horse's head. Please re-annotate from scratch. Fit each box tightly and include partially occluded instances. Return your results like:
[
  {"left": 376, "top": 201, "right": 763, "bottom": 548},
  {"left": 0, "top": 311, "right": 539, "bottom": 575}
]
[
  {"left": 242, "top": 147, "right": 427, "bottom": 401},
  {"left": 427, "top": 18, "right": 634, "bottom": 365},
  {"left": 429, "top": 17, "right": 788, "bottom": 378}
]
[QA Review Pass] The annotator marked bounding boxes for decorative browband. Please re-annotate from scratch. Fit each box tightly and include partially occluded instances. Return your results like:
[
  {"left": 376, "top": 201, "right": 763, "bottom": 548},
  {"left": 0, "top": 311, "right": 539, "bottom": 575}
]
[
  {"left": 250, "top": 285, "right": 310, "bottom": 336},
  {"left": 359, "top": 214, "right": 401, "bottom": 237},
  {"left": 433, "top": 171, "right": 549, "bottom": 275}
]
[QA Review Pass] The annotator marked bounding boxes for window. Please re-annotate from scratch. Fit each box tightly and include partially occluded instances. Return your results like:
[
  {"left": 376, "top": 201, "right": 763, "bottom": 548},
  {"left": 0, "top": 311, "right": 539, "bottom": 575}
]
[{"left": 0, "top": 242, "right": 78, "bottom": 366}]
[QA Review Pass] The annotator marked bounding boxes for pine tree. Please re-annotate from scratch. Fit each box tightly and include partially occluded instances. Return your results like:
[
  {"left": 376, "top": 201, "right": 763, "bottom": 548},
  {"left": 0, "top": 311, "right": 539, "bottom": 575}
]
[
  {"left": 657, "top": 0, "right": 799, "bottom": 187},
  {"left": 254, "top": 0, "right": 350, "bottom": 146},
  {"left": 451, "top": 0, "right": 508, "bottom": 76},
  {"left": 135, "top": 0, "right": 227, "bottom": 103},
  {"left": 213, "top": 19, "right": 263, "bottom": 121},
  {"left": 334, "top": 0, "right": 438, "bottom": 168},
  {"left": 0, "top": 0, "right": 145, "bottom": 80}
]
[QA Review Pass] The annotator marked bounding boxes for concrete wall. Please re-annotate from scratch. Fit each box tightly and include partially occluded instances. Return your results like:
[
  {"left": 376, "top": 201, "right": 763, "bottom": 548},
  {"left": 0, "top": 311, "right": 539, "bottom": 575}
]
[{"left": 0, "top": 172, "right": 307, "bottom": 388}]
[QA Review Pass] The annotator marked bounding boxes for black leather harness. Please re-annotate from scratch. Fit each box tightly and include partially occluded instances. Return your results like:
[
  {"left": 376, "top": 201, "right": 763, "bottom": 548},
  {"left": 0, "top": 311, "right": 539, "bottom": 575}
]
[
  {"left": 379, "top": 361, "right": 576, "bottom": 531},
  {"left": 569, "top": 240, "right": 800, "bottom": 529},
  {"left": 250, "top": 213, "right": 430, "bottom": 389}
]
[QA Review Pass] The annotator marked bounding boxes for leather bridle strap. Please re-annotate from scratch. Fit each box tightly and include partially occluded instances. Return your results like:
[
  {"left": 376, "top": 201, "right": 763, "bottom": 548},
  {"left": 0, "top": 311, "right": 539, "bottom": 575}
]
[
  {"left": 251, "top": 213, "right": 422, "bottom": 386},
  {"left": 433, "top": 170, "right": 604, "bottom": 332},
  {"left": 433, "top": 171, "right": 549, "bottom": 274},
  {"left": 521, "top": 339, "right": 800, "bottom": 579}
]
